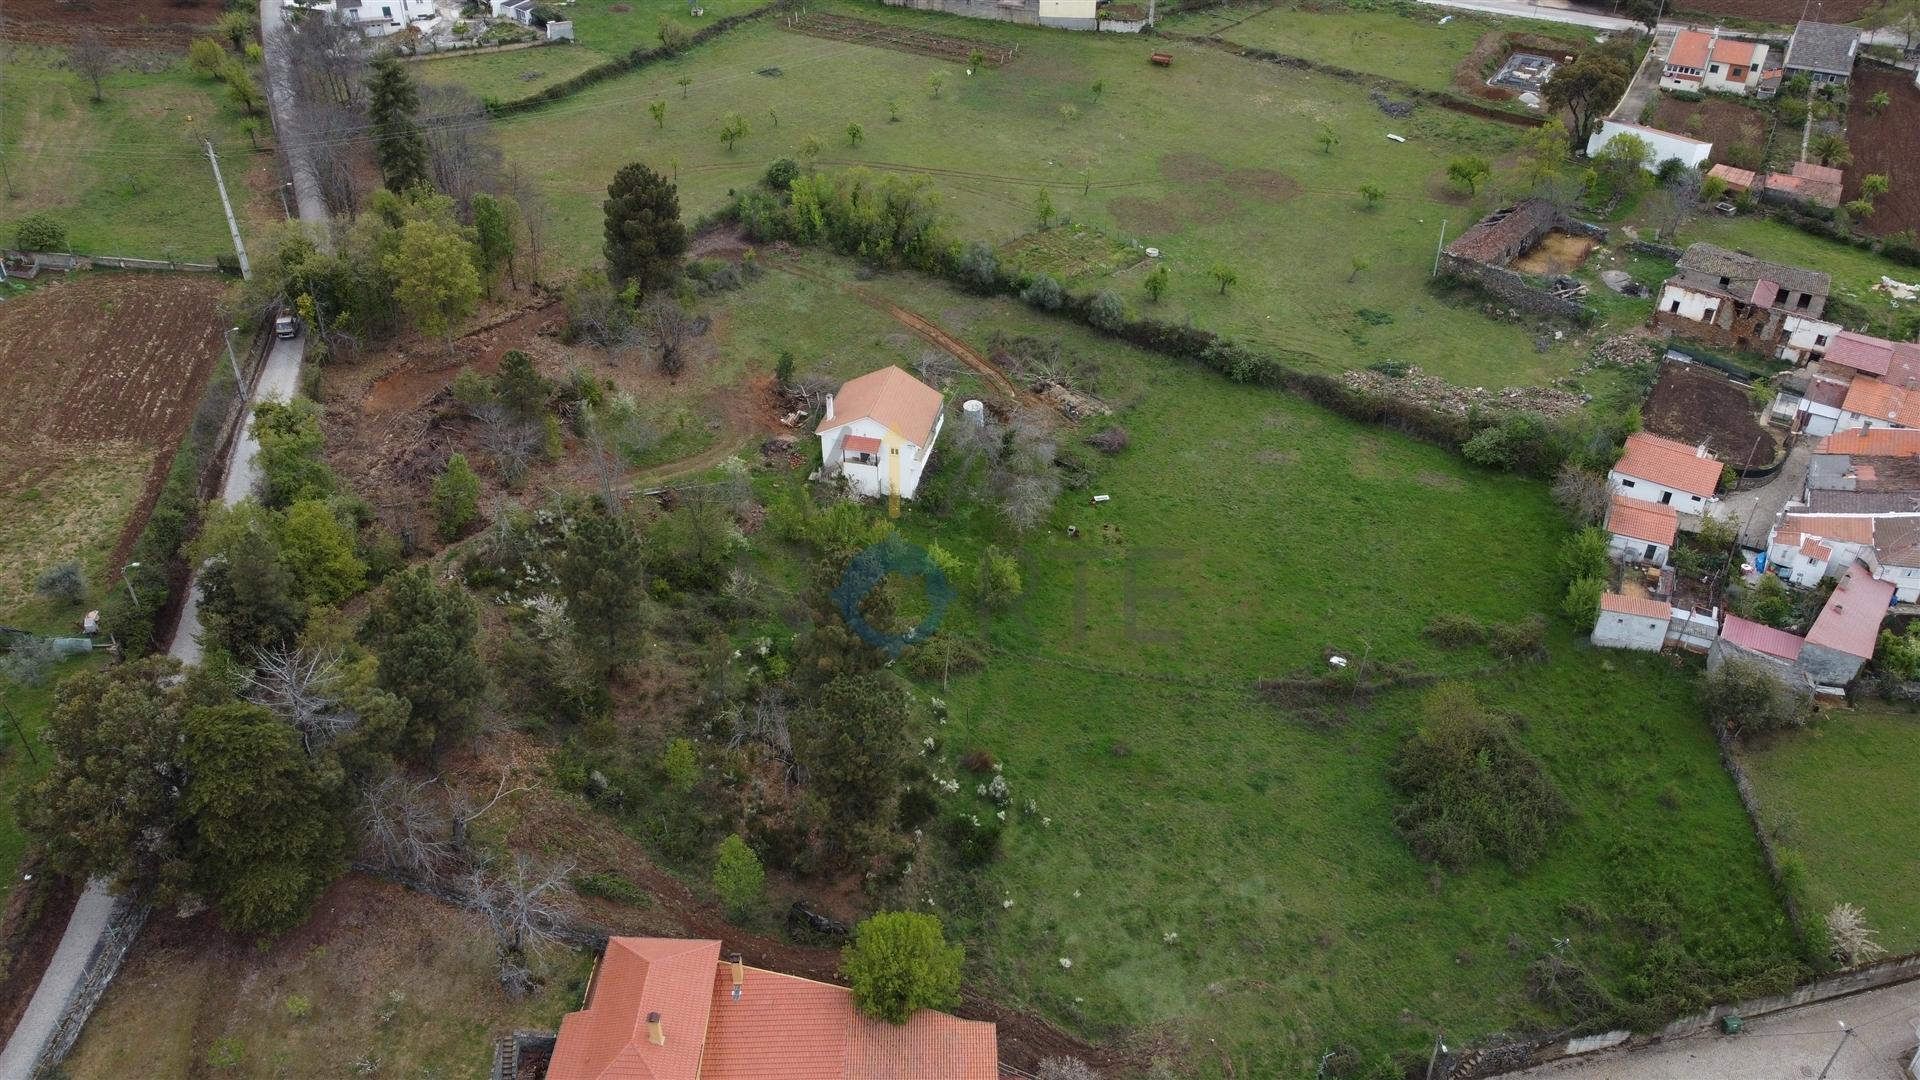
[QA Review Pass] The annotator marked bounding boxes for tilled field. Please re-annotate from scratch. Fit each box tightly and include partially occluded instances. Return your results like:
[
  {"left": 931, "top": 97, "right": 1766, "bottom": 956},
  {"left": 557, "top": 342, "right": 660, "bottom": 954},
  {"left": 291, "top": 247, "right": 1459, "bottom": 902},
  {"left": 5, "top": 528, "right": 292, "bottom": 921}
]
[
  {"left": 0, "top": 0, "right": 218, "bottom": 44},
  {"left": 1845, "top": 65, "right": 1920, "bottom": 239},
  {"left": 0, "top": 273, "right": 224, "bottom": 467},
  {"left": 785, "top": 11, "right": 1018, "bottom": 65}
]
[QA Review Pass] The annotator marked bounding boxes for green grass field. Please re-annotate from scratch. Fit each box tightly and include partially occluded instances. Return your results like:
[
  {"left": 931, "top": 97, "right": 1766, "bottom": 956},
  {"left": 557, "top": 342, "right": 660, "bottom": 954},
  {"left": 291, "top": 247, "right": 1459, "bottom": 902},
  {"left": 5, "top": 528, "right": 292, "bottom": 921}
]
[
  {"left": 415, "top": 42, "right": 609, "bottom": 101},
  {"left": 560, "top": 0, "right": 770, "bottom": 59},
  {"left": 1160, "top": 1, "right": 1594, "bottom": 98},
  {"left": 0, "top": 46, "right": 267, "bottom": 260},
  {"left": 477, "top": 6, "right": 1617, "bottom": 388},
  {"left": 702, "top": 254, "right": 1800, "bottom": 1074},
  {"left": 1740, "top": 706, "right": 1920, "bottom": 956}
]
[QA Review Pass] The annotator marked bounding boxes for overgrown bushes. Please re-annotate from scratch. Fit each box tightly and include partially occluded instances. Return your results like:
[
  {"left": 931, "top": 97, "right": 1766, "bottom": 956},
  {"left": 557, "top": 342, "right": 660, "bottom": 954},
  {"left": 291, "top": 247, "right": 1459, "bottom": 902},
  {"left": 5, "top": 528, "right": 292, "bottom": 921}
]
[{"left": 1387, "top": 683, "right": 1569, "bottom": 871}]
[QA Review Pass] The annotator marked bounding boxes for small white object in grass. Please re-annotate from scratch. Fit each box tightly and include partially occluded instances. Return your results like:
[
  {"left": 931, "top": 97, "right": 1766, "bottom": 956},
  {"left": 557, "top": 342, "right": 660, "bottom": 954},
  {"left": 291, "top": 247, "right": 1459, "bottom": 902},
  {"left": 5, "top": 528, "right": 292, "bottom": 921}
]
[
  {"left": 1329, "top": 656, "right": 1349, "bottom": 668},
  {"left": 1059, "top": 957, "right": 1073, "bottom": 969},
  {"left": 1438, "top": 14, "right": 1451, "bottom": 22},
  {"left": 1092, "top": 494, "right": 1111, "bottom": 503},
  {"left": 1387, "top": 133, "right": 1407, "bottom": 143},
  {"left": 1145, "top": 247, "right": 1161, "bottom": 258}
]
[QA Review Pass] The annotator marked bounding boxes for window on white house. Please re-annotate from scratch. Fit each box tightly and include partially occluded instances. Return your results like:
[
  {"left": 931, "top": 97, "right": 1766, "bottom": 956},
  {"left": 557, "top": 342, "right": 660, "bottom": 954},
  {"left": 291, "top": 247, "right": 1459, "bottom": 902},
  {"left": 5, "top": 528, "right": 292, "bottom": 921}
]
[{"left": 1622, "top": 479, "right": 1637, "bottom": 488}]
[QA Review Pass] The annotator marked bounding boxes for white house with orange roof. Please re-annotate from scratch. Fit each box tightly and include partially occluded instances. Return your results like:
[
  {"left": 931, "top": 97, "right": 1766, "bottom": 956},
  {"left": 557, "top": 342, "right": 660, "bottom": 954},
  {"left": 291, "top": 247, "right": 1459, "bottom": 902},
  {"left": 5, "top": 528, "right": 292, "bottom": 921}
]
[
  {"left": 1592, "top": 592, "right": 1674, "bottom": 652},
  {"left": 543, "top": 937, "right": 998, "bottom": 1080},
  {"left": 1608, "top": 432, "right": 1722, "bottom": 516},
  {"left": 1661, "top": 29, "right": 1776, "bottom": 96},
  {"left": 816, "top": 366, "right": 946, "bottom": 501},
  {"left": 1605, "top": 494, "right": 1679, "bottom": 567}
]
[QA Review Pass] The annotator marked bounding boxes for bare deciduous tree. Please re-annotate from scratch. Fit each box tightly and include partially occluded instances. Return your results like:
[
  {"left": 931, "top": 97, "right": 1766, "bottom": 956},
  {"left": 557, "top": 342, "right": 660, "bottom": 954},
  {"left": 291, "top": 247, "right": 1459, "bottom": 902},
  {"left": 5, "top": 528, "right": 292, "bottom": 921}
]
[
  {"left": 288, "top": 15, "right": 367, "bottom": 108},
  {"left": 643, "top": 293, "right": 696, "bottom": 377},
  {"left": 583, "top": 398, "right": 658, "bottom": 506},
  {"left": 504, "top": 161, "right": 548, "bottom": 288},
  {"left": 473, "top": 401, "right": 542, "bottom": 487},
  {"left": 357, "top": 771, "right": 453, "bottom": 876},
  {"left": 448, "top": 766, "right": 532, "bottom": 851},
  {"left": 1650, "top": 166, "right": 1704, "bottom": 242},
  {"left": 1551, "top": 463, "right": 1611, "bottom": 526},
  {"left": 468, "top": 854, "right": 574, "bottom": 997},
  {"left": 70, "top": 31, "right": 114, "bottom": 103},
  {"left": 245, "top": 646, "right": 361, "bottom": 754},
  {"left": 419, "top": 84, "right": 503, "bottom": 215},
  {"left": 302, "top": 103, "right": 368, "bottom": 220}
]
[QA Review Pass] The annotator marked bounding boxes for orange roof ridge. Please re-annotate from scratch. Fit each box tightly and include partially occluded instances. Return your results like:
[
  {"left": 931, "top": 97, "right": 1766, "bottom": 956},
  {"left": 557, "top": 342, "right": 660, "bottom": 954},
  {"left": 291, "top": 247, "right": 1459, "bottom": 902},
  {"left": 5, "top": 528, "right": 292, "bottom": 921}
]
[{"left": 817, "top": 365, "right": 944, "bottom": 447}]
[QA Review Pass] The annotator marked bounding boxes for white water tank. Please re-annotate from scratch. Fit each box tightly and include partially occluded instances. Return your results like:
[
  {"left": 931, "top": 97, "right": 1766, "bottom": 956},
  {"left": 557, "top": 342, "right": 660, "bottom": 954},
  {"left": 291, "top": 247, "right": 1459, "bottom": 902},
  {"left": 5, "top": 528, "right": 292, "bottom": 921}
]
[{"left": 962, "top": 399, "right": 985, "bottom": 425}]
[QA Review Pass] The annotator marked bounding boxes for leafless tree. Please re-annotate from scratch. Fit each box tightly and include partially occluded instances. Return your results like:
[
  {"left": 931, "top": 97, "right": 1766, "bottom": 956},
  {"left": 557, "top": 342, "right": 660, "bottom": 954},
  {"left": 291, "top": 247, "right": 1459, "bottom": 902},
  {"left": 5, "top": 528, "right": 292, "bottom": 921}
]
[
  {"left": 473, "top": 401, "right": 542, "bottom": 487},
  {"left": 245, "top": 646, "right": 361, "bottom": 754},
  {"left": 643, "top": 293, "right": 696, "bottom": 377},
  {"left": 1651, "top": 166, "right": 1704, "bottom": 241},
  {"left": 914, "top": 348, "right": 964, "bottom": 388},
  {"left": 583, "top": 398, "right": 658, "bottom": 506},
  {"left": 467, "top": 854, "right": 574, "bottom": 997},
  {"left": 70, "top": 31, "right": 114, "bottom": 103},
  {"left": 790, "top": 371, "right": 836, "bottom": 414},
  {"left": 357, "top": 770, "right": 453, "bottom": 876},
  {"left": 728, "top": 686, "right": 794, "bottom": 760},
  {"left": 302, "top": 103, "right": 368, "bottom": 220},
  {"left": 288, "top": 14, "right": 367, "bottom": 108},
  {"left": 1037, "top": 1058, "right": 1100, "bottom": 1080},
  {"left": 419, "top": 85, "right": 503, "bottom": 216},
  {"left": 448, "top": 766, "right": 532, "bottom": 851},
  {"left": 938, "top": 407, "right": 1060, "bottom": 530},
  {"left": 1551, "top": 463, "right": 1611, "bottom": 526},
  {"left": 504, "top": 161, "right": 548, "bottom": 287}
]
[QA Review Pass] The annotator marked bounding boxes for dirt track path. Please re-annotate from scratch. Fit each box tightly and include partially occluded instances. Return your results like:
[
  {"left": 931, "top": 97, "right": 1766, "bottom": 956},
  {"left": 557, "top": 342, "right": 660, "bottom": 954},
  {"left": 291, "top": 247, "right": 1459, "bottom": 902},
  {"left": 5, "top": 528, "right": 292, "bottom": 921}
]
[{"left": 770, "top": 259, "right": 1048, "bottom": 410}]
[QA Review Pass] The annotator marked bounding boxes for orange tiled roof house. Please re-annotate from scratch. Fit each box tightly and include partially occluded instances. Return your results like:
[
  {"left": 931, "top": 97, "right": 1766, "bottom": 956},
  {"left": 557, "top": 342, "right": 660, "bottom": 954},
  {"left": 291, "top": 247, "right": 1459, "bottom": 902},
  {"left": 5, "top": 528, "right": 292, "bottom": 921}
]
[{"left": 496, "top": 938, "right": 999, "bottom": 1080}]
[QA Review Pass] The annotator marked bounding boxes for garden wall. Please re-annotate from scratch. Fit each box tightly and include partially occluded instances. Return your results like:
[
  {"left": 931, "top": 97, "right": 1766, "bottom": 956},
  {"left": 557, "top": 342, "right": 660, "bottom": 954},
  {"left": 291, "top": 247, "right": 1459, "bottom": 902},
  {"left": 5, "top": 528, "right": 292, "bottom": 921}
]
[{"left": 1438, "top": 256, "right": 1590, "bottom": 321}]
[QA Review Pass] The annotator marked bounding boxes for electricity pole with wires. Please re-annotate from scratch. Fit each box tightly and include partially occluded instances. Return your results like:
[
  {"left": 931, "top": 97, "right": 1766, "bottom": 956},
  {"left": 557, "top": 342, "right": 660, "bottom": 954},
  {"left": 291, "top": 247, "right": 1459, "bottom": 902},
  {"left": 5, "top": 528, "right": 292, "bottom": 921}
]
[{"left": 204, "top": 139, "right": 251, "bottom": 281}]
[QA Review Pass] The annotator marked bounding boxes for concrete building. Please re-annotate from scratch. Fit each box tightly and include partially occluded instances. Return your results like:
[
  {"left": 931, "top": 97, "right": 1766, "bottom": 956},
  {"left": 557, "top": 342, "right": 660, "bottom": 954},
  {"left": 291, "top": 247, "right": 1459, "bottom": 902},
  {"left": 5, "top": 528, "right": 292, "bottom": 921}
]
[
  {"left": 1605, "top": 494, "right": 1678, "bottom": 567},
  {"left": 1800, "top": 561, "right": 1894, "bottom": 684},
  {"left": 1762, "top": 161, "right": 1846, "bottom": 210},
  {"left": 1784, "top": 20, "right": 1860, "bottom": 85},
  {"left": 1709, "top": 613, "right": 1809, "bottom": 680},
  {"left": 816, "top": 366, "right": 945, "bottom": 501},
  {"left": 1661, "top": 30, "right": 1777, "bottom": 96},
  {"left": 1592, "top": 592, "right": 1671, "bottom": 652},
  {"left": 1608, "top": 432, "right": 1722, "bottom": 514},
  {"left": 1768, "top": 368, "right": 1851, "bottom": 435},
  {"left": 1585, "top": 119, "right": 1711, "bottom": 171}
]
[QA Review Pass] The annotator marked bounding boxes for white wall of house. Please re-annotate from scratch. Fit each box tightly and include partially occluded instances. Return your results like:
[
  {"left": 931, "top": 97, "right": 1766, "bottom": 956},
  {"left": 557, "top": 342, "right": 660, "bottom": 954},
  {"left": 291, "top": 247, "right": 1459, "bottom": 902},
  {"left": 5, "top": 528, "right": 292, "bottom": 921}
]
[
  {"left": 1608, "top": 532, "right": 1671, "bottom": 568},
  {"left": 339, "top": 0, "right": 434, "bottom": 34},
  {"left": 1586, "top": 120, "right": 1713, "bottom": 170},
  {"left": 1609, "top": 471, "right": 1713, "bottom": 512},
  {"left": 1592, "top": 608, "right": 1669, "bottom": 651},
  {"left": 1779, "top": 315, "right": 1842, "bottom": 363},
  {"left": 1833, "top": 409, "right": 1914, "bottom": 433},
  {"left": 1658, "top": 283, "right": 1722, "bottom": 323},
  {"left": 1704, "top": 44, "right": 1769, "bottom": 94},
  {"left": 818, "top": 414, "right": 944, "bottom": 501}
]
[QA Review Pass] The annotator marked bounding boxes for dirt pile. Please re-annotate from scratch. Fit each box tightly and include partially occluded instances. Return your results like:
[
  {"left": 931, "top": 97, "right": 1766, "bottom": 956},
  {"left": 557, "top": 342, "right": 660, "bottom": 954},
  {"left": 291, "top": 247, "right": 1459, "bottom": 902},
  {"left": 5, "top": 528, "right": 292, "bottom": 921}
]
[{"left": 1343, "top": 365, "right": 1586, "bottom": 418}]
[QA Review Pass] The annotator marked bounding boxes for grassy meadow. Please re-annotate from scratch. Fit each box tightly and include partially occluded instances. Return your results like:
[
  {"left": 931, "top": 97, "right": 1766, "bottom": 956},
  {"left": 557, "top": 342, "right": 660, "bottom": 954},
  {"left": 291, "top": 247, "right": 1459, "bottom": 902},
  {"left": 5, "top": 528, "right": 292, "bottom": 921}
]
[
  {"left": 415, "top": 41, "right": 608, "bottom": 101},
  {"left": 1740, "top": 707, "right": 1920, "bottom": 956},
  {"left": 472, "top": 3, "right": 1616, "bottom": 387},
  {"left": 698, "top": 254, "right": 1802, "bottom": 1073},
  {"left": 0, "top": 46, "right": 270, "bottom": 260}
]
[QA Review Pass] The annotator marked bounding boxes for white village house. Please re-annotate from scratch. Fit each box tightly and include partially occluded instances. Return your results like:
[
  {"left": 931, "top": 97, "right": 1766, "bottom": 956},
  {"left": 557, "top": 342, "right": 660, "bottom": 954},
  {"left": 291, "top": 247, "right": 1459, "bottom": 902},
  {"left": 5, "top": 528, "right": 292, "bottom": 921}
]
[
  {"left": 1604, "top": 494, "right": 1678, "bottom": 568},
  {"left": 1660, "top": 29, "right": 1777, "bottom": 97},
  {"left": 816, "top": 366, "right": 946, "bottom": 500},
  {"left": 1585, "top": 119, "right": 1712, "bottom": 171},
  {"left": 285, "top": 0, "right": 436, "bottom": 36},
  {"left": 1609, "top": 432, "right": 1721, "bottom": 514},
  {"left": 1591, "top": 592, "right": 1673, "bottom": 652}
]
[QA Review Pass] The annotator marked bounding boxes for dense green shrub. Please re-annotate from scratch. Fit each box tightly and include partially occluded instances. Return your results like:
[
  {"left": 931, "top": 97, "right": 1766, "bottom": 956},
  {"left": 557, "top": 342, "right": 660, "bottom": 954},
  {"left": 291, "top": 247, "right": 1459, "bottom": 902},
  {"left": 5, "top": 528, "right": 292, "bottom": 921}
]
[
  {"left": 1388, "top": 683, "right": 1569, "bottom": 871},
  {"left": 13, "top": 214, "right": 66, "bottom": 252},
  {"left": 1701, "top": 657, "right": 1810, "bottom": 736},
  {"left": 841, "top": 912, "right": 964, "bottom": 1024},
  {"left": 763, "top": 157, "right": 800, "bottom": 191}
]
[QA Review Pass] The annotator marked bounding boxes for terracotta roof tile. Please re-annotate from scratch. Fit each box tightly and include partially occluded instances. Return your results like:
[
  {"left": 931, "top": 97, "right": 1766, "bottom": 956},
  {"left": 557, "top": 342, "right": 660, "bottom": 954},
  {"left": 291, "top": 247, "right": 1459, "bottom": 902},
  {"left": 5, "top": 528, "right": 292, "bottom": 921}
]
[
  {"left": 1708, "top": 164, "right": 1757, "bottom": 192},
  {"left": 1613, "top": 432, "right": 1722, "bottom": 498},
  {"left": 1606, "top": 494, "right": 1679, "bottom": 547},
  {"left": 1600, "top": 592, "right": 1671, "bottom": 620},
  {"left": 1720, "top": 613, "right": 1806, "bottom": 661},
  {"left": 1805, "top": 561, "right": 1894, "bottom": 658},
  {"left": 1793, "top": 161, "right": 1845, "bottom": 186},
  {"left": 842, "top": 434, "right": 883, "bottom": 455},
  {"left": 1713, "top": 38, "right": 1758, "bottom": 67},
  {"left": 1782, "top": 513, "right": 1876, "bottom": 545},
  {"left": 817, "top": 366, "right": 944, "bottom": 447},
  {"left": 549, "top": 939, "right": 722, "bottom": 1080},
  {"left": 1840, "top": 377, "right": 1918, "bottom": 425},
  {"left": 1818, "top": 427, "right": 1920, "bottom": 457},
  {"left": 1668, "top": 29, "right": 1711, "bottom": 69}
]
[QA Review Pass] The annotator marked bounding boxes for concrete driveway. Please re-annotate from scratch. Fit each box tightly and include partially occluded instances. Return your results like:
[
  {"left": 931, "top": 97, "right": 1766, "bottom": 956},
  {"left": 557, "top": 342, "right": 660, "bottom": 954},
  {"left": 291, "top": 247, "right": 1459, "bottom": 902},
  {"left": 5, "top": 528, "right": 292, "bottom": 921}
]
[
  {"left": 1611, "top": 26, "right": 1677, "bottom": 121},
  {"left": 1507, "top": 977, "right": 1920, "bottom": 1079},
  {"left": 1716, "top": 442, "right": 1812, "bottom": 552}
]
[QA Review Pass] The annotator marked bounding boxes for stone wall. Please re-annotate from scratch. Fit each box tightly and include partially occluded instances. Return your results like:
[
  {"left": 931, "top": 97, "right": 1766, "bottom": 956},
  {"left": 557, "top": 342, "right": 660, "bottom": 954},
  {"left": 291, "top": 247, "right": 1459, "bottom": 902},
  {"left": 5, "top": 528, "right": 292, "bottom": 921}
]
[
  {"left": 1798, "top": 640, "right": 1866, "bottom": 685},
  {"left": 1439, "top": 254, "right": 1590, "bottom": 321},
  {"left": 1653, "top": 302, "right": 1782, "bottom": 355}
]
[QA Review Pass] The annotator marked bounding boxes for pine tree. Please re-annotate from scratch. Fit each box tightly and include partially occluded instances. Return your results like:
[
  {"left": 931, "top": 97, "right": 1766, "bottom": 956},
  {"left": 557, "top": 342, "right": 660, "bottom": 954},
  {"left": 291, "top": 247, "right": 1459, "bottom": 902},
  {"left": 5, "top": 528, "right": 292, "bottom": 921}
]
[
  {"left": 358, "top": 566, "right": 487, "bottom": 757},
  {"left": 602, "top": 162, "right": 686, "bottom": 293},
  {"left": 556, "top": 499, "right": 648, "bottom": 669},
  {"left": 198, "top": 521, "right": 307, "bottom": 658},
  {"left": 367, "top": 56, "right": 429, "bottom": 193},
  {"left": 471, "top": 193, "right": 515, "bottom": 297},
  {"left": 433, "top": 453, "right": 481, "bottom": 539}
]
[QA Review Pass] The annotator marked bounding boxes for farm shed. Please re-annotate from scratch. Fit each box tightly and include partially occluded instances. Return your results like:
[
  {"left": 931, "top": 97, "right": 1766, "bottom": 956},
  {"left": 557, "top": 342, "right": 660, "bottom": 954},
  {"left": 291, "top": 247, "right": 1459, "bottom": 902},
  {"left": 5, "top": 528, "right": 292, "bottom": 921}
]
[
  {"left": 1654, "top": 243, "right": 1834, "bottom": 359},
  {"left": 1585, "top": 119, "right": 1712, "bottom": 171},
  {"left": 1593, "top": 592, "right": 1671, "bottom": 651},
  {"left": 1709, "top": 613, "right": 1808, "bottom": 678}
]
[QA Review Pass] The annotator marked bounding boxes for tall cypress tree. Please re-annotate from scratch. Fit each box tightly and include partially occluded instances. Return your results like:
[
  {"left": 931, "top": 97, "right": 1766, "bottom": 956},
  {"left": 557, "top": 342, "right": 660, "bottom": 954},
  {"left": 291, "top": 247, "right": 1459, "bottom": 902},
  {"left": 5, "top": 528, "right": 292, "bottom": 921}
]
[
  {"left": 602, "top": 162, "right": 687, "bottom": 293},
  {"left": 366, "top": 56, "right": 429, "bottom": 194}
]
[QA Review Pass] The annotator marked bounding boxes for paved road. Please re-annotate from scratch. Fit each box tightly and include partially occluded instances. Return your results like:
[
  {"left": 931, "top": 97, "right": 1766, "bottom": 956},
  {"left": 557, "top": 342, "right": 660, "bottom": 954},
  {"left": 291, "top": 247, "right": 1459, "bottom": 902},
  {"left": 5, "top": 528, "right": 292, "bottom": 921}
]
[
  {"left": 1611, "top": 26, "right": 1677, "bottom": 121},
  {"left": 1416, "top": 0, "right": 1643, "bottom": 32},
  {"left": 1718, "top": 442, "right": 1812, "bottom": 551},
  {"left": 1508, "top": 977, "right": 1920, "bottom": 1079},
  {"left": 0, "top": 10, "right": 323, "bottom": 1074}
]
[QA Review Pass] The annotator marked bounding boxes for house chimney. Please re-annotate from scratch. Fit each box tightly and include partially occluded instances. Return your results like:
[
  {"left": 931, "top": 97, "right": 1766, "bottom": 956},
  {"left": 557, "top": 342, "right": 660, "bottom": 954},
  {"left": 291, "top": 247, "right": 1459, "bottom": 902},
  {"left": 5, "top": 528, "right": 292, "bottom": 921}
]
[
  {"left": 823, "top": 393, "right": 835, "bottom": 423},
  {"left": 647, "top": 1012, "right": 665, "bottom": 1046},
  {"left": 731, "top": 954, "right": 745, "bottom": 1000}
]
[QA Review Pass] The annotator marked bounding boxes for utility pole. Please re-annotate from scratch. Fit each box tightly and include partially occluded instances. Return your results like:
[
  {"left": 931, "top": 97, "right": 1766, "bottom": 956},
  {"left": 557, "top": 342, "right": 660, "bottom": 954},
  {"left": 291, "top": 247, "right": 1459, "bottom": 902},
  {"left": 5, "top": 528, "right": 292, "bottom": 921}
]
[
  {"left": 1816, "top": 1022, "right": 1854, "bottom": 1079},
  {"left": 1431, "top": 219, "right": 1449, "bottom": 278},
  {"left": 204, "top": 139, "right": 251, "bottom": 281},
  {"left": 1425, "top": 1033, "right": 1448, "bottom": 1080},
  {"left": 222, "top": 325, "right": 245, "bottom": 385}
]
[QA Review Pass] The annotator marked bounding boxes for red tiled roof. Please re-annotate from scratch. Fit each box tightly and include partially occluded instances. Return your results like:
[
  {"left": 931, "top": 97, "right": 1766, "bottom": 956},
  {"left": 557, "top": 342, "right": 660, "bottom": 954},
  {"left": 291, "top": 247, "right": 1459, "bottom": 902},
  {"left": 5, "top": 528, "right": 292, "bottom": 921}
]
[
  {"left": 1606, "top": 494, "right": 1679, "bottom": 547},
  {"left": 1708, "top": 164, "right": 1757, "bottom": 192},
  {"left": 1719, "top": 613, "right": 1805, "bottom": 661},
  {"left": 1782, "top": 513, "right": 1876, "bottom": 545},
  {"left": 1764, "top": 172, "right": 1843, "bottom": 208},
  {"left": 548, "top": 939, "right": 998, "bottom": 1080},
  {"left": 702, "top": 967, "right": 997, "bottom": 1080},
  {"left": 1613, "top": 432, "right": 1722, "bottom": 498},
  {"left": 1793, "top": 161, "right": 1845, "bottom": 186},
  {"left": 1751, "top": 278, "right": 1780, "bottom": 306},
  {"left": 1817, "top": 427, "right": 1920, "bottom": 457},
  {"left": 1801, "top": 537, "right": 1834, "bottom": 560},
  {"left": 1825, "top": 331, "right": 1897, "bottom": 376},
  {"left": 1804, "top": 376, "right": 1851, "bottom": 409},
  {"left": 1713, "top": 37, "right": 1759, "bottom": 67},
  {"left": 1840, "top": 377, "right": 1918, "bottom": 426},
  {"left": 1805, "top": 561, "right": 1895, "bottom": 659},
  {"left": 1600, "top": 592, "right": 1671, "bottom": 620},
  {"left": 1668, "top": 29, "right": 1711, "bottom": 69},
  {"left": 842, "top": 434, "right": 883, "bottom": 455},
  {"left": 818, "top": 366, "right": 944, "bottom": 447}
]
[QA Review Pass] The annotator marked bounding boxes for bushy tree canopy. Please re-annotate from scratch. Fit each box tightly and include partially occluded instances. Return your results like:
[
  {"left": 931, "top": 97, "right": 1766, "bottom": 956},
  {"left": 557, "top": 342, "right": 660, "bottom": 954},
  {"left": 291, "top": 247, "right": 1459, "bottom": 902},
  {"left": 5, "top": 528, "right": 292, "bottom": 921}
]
[
  {"left": 603, "top": 162, "right": 687, "bottom": 293},
  {"left": 842, "top": 911, "right": 964, "bottom": 1024}
]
